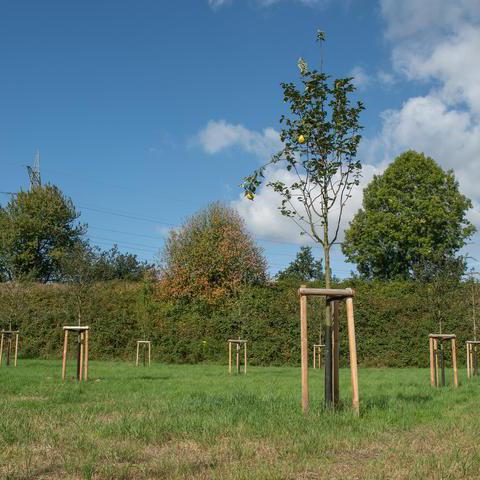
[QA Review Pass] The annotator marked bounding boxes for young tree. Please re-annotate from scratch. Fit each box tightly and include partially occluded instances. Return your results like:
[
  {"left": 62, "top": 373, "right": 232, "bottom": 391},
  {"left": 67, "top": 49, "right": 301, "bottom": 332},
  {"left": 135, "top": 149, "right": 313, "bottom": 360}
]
[
  {"left": 276, "top": 246, "right": 324, "bottom": 282},
  {"left": 241, "top": 31, "right": 364, "bottom": 407},
  {"left": 342, "top": 151, "right": 476, "bottom": 280},
  {"left": 413, "top": 254, "right": 466, "bottom": 334},
  {"left": 58, "top": 242, "right": 100, "bottom": 325},
  {"left": 0, "top": 185, "right": 85, "bottom": 282},
  {"left": 159, "top": 202, "right": 267, "bottom": 303}
]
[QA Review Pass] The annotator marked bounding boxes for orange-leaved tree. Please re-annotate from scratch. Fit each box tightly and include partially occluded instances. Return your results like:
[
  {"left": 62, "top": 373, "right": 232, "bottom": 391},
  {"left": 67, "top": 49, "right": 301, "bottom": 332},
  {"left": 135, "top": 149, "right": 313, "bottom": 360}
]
[{"left": 159, "top": 202, "right": 267, "bottom": 303}]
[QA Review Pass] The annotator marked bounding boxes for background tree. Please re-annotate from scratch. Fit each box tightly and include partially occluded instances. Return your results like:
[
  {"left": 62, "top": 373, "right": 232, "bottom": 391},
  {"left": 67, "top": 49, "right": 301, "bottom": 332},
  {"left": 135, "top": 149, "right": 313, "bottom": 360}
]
[
  {"left": 159, "top": 202, "right": 267, "bottom": 303},
  {"left": 241, "top": 31, "right": 364, "bottom": 407},
  {"left": 342, "top": 151, "right": 476, "bottom": 280},
  {"left": 95, "top": 245, "right": 152, "bottom": 281},
  {"left": 276, "top": 246, "right": 324, "bottom": 282},
  {"left": 0, "top": 185, "right": 85, "bottom": 282}
]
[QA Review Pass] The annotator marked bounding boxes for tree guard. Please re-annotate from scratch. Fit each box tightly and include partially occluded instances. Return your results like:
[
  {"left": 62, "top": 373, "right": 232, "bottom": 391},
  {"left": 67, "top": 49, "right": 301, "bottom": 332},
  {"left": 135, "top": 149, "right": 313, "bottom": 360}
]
[
  {"left": 466, "top": 340, "right": 480, "bottom": 379},
  {"left": 228, "top": 339, "right": 247, "bottom": 374},
  {"left": 299, "top": 286, "right": 359, "bottom": 415},
  {"left": 62, "top": 326, "right": 89, "bottom": 381},
  {"left": 0, "top": 330, "right": 19, "bottom": 367},
  {"left": 136, "top": 340, "right": 151, "bottom": 366},
  {"left": 428, "top": 334, "right": 458, "bottom": 388}
]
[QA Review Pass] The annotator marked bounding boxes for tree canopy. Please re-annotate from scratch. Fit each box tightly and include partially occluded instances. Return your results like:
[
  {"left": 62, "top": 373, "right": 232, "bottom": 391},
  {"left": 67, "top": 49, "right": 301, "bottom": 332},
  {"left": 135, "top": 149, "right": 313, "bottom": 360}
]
[
  {"left": 159, "top": 202, "right": 267, "bottom": 302},
  {"left": 242, "top": 31, "right": 364, "bottom": 288},
  {"left": 0, "top": 185, "right": 85, "bottom": 282},
  {"left": 276, "top": 246, "right": 324, "bottom": 283},
  {"left": 342, "top": 151, "right": 476, "bottom": 280}
]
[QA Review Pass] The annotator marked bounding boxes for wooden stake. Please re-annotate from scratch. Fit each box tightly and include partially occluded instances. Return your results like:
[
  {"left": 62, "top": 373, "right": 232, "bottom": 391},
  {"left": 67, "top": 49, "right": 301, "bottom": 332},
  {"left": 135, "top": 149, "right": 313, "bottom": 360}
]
[
  {"left": 467, "top": 343, "right": 471, "bottom": 379},
  {"left": 429, "top": 337, "right": 435, "bottom": 386},
  {"left": 148, "top": 341, "right": 151, "bottom": 366},
  {"left": 0, "top": 332, "right": 3, "bottom": 367},
  {"left": 84, "top": 329, "right": 89, "bottom": 381},
  {"left": 136, "top": 341, "right": 140, "bottom": 367},
  {"left": 346, "top": 296, "right": 359, "bottom": 415},
  {"left": 79, "top": 332, "right": 84, "bottom": 381},
  {"left": 452, "top": 338, "right": 458, "bottom": 388},
  {"left": 300, "top": 290, "right": 308, "bottom": 413},
  {"left": 6, "top": 336, "right": 11, "bottom": 366},
  {"left": 244, "top": 342, "right": 247, "bottom": 374},
  {"left": 434, "top": 339, "right": 439, "bottom": 387},
  {"left": 62, "top": 329, "right": 68, "bottom": 381},
  {"left": 228, "top": 341, "right": 232, "bottom": 374},
  {"left": 14, "top": 333, "right": 18, "bottom": 367},
  {"left": 236, "top": 343, "right": 240, "bottom": 374}
]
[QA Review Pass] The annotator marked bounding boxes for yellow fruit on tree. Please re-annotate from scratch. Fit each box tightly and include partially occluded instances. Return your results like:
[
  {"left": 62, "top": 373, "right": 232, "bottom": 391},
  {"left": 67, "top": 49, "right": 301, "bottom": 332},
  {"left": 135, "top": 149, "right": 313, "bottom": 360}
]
[
  {"left": 246, "top": 192, "right": 255, "bottom": 200},
  {"left": 298, "top": 134, "right": 306, "bottom": 144}
]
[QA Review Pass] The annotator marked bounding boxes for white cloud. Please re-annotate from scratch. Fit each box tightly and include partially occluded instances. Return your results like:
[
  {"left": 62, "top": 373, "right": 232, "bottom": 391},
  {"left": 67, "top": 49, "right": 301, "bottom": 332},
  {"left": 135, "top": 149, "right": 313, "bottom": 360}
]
[
  {"left": 233, "top": 163, "right": 381, "bottom": 244},
  {"left": 364, "top": 0, "right": 480, "bottom": 262},
  {"left": 197, "top": 120, "right": 282, "bottom": 159},
  {"left": 376, "top": 70, "right": 396, "bottom": 87},
  {"left": 209, "top": 0, "right": 333, "bottom": 9},
  {"left": 350, "top": 66, "right": 370, "bottom": 90},
  {"left": 380, "top": 0, "right": 480, "bottom": 41},
  {"left": 208, "top": 0, "right": 232, "bottom": 10}
]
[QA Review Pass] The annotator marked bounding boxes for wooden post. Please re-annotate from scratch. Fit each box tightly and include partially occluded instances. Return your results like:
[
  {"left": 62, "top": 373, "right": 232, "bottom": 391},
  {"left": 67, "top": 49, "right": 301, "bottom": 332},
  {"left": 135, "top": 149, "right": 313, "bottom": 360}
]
[
  {"left": 313, "top": 346, "right": 316, "bottom": 369},
  {"left": 429, "top": 337, "right": 435, "bottom": 386},
  {"left": 434, "top": 339, "right": 439, "bottom": 387},
  {"left": 148, "top": 341, "right": 151, "bottom": 366},
  {"left": 62, "top": 329, "right": 68, "bottom": 381},
  {"left": 0, "top": 332, "right": 4, "bottom": 367},
  {"left": 452, "top": 338, "right": 458, "bottom": 388},
  {"left": 244, "top": 342, "right": 247, "bottom": 374},
  {"left": 136, "top": 341, "right": 140, "bottom": 367},
  {"left": 79, "top": 332, "right": 84, "bottom": 381},
  {"left": 300, "top": 289, "right": 308, "bottom": 413},
  {"left": 345, "top": 296, "right": 359, "bottom": 415},
  {"left": 14, "top": 333, "right": 18, "bottom": 367},
  {"left": 467, "top": 343, "right": 471, "bottom": 379},
  {"left": 84, "top": 329, "right": 89, "bottom": 381},
  {"left": 332, "top": 300, "right": 340, "bottom": 406},
  {"left": 228, "top": 341, "right": 232, "bottom": 374},
  {"left": 236, "top": 343, "right": 240, "bottom": 373},
  {"left": 6, "top": 336, "right": 11, "bottom": 366}
]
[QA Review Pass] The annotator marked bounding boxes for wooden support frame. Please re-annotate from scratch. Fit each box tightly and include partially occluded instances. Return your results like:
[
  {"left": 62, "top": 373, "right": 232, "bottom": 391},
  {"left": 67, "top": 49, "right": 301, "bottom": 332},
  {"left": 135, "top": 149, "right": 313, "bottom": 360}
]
[
  {"left": 299, "top": 286, "right": 359, "bottom": 415},
  {"left": 62, "top": 326, "right": 89, "bottom": 381},
  {"left": 0, "top": 330, "right": 19, "bottom": 367},
  {"left": 136, "top": 340, "right": 152, "bottom": 366},
  {"left": 466, "top": 340, "right": 480, "bottom": 379},
  {"left": 228, "top": 339, "right": 247, "bottom": 374},
  {"left": 313, "top": 344, "right": 325, "bottom": 369},
  {"left": 428, "top": 334, "right": 458, "bottom": 388}
]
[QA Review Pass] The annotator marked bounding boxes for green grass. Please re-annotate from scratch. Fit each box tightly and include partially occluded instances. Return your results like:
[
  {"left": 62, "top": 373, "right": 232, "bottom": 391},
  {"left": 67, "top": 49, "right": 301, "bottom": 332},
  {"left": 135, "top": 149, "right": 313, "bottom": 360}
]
[{"left": 2, "top": 361, "right": 480, "bottom": 479}]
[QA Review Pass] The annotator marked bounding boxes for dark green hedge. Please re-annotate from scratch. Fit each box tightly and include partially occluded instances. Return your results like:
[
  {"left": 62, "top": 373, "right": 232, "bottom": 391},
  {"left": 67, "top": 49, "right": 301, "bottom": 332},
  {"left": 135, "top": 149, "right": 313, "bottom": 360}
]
[{"left": 0, "top": 279, "right": 473, "bottom": 367}]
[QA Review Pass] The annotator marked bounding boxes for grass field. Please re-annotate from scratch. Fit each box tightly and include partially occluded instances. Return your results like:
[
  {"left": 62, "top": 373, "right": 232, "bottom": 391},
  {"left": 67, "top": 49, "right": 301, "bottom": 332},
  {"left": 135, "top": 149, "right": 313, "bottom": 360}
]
[{"left": 1, "top": 360, "right": 480, "bottom": 479}]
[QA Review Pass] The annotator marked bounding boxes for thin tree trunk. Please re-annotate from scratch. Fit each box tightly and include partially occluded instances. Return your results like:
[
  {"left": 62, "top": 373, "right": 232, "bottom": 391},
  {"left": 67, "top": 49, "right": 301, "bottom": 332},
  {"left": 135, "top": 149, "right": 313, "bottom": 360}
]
[{"left": 323, "top": 221, "right": 333, "bottom": 408}]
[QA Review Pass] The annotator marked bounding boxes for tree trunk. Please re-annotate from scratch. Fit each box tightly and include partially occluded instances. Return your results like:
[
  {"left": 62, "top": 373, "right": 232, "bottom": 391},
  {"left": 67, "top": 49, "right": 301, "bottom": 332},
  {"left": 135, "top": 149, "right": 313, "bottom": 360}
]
[{"left": 323, "top": 231, "right": 333, "bottom": 408}]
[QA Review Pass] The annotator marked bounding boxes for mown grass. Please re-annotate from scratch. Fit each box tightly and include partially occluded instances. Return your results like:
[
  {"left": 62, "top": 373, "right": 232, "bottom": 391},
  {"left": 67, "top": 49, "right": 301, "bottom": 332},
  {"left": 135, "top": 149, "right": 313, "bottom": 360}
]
[{"left": 1, "top": 360, "right": 480, "bottom": 479}]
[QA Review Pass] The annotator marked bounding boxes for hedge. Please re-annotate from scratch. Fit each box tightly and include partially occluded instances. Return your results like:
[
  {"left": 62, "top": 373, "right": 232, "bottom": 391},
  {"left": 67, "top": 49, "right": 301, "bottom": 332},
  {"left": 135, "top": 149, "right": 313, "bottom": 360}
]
[{"left": 0, "top": 279, "right": 473, "bottom": 367}]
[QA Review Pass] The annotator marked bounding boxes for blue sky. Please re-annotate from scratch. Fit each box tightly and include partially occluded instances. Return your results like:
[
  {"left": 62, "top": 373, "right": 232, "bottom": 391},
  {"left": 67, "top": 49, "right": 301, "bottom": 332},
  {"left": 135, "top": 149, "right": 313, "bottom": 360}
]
[{"left": 1, "top": 0, "right": 479, "bottom": 277}]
